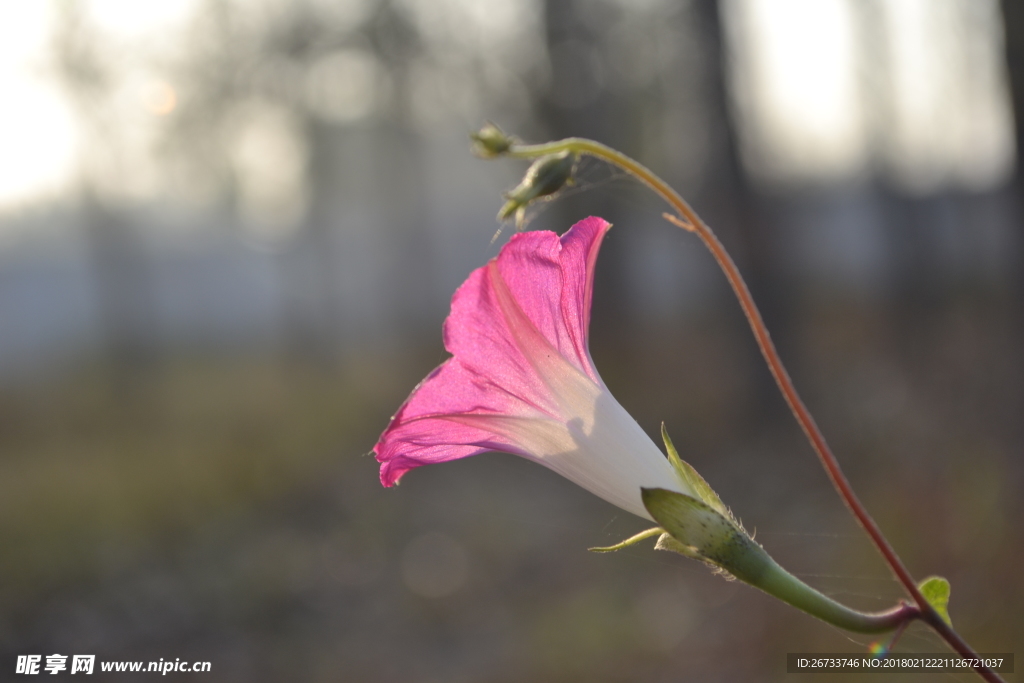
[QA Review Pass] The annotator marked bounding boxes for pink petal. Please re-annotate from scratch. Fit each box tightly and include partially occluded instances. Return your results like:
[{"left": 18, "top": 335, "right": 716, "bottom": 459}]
[
  {"left": 490, "top": 216, "right": 609, "bottom": 382},
  {"left": 375, "top": 358, "right": 549, "bottom": 486},
  {"left": 441, "top": 259, "right": 562, "bottom": 419},
  {"left": 375, "top": 217, "right": 613, "bottom": 485}
]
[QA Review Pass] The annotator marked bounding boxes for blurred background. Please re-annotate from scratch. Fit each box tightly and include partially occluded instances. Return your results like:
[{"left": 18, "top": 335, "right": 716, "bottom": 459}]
[{"left": 1, "top": 0, "right": 1021, "bottom": 680}]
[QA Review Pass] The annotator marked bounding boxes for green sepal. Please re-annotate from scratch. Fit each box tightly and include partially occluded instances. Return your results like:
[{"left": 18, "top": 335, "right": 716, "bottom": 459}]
[
  {"left": 661, "top": 423, "right": 730, "bottom": 519},
  {"left": 588, "top": 527, "right": 663, "bottom": 553},
  {"left": 641, "top": 488, "right": 771, "bottom": 585},
  {"left": 918, "top": 576, "right": 952, "bottom": 626},
  {"left": 654, "top": 532, "right": 702, "bottom": 560}
]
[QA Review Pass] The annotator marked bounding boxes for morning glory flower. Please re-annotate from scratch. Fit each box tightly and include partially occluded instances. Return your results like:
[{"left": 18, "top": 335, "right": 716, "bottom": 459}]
[
  {"left": 374, "top": 216, "right": 690, "bottom": 520},
  {"left": 372, "top": 215, "right": 915, "bottom": 634}
]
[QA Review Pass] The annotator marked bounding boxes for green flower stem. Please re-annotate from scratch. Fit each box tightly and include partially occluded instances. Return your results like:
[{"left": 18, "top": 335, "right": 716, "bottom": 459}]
[
  {"left": 750, "top": 557, "right": 916, "bottom": 634},
  {"left": 503, "top": 137, "right": 1004, "bottom": 683},
  {"left": 640, "top": 487, "right": 912, "bottom": 634}
]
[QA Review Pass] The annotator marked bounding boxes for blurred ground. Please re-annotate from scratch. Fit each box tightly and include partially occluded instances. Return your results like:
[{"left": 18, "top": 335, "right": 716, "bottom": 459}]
[{"left": 1, "top": 297, "right": 1020, "bottom": 682}]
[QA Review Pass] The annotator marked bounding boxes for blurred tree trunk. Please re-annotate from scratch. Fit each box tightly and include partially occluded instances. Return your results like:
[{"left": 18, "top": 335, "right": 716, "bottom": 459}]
[
  {"left": 852, "top": 0, "right": 945, "bottom": 339},
  {"left": 536, "top": 0, "right": 787, "bottom": 422},
  {"left": 999, "top": 0, "right": 1024, "bottom": 317},
  {"left": 540, "top": 0, "right": 629, "bottom": 329},
  {"left": 282, "top": 117, "right": 341, "bottom": 364},
  {"left": 1001, "top": 0, "right": 1024, "bottom": 178},
  {"left": 51, "top": 2, "right": 157, "bottom": 396},
  {"left": 691, "top": 0, "right": 790, "bottom": 419},
  {"left": 82, "top": 196, "right": 157, "bottom": 373},
  {"left": 276, "top": 0, "right": 430, "bottom": 364}
]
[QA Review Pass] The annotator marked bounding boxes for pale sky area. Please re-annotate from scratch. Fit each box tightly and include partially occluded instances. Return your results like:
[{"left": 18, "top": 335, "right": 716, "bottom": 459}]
[
  {"left": 723, "top": 0, "right": 1015, "bottom": 190},
  {"left": 0, "top": 0, "right": 200, "bottom": 210},
  {"left": 0, "top": 0, "right": 1016, "bottom": 216},
  {"left": 0, "top": 2, "right": 76, "bottom": 208}
]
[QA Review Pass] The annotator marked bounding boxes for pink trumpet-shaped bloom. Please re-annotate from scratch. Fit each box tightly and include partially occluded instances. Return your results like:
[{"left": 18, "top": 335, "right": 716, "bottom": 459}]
[{"left": 374, "top": 217, "right": 690, "bottom": 520}]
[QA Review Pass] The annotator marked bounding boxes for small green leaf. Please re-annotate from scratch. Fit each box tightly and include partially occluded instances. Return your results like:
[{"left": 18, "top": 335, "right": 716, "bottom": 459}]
[
  {"left": 588, "top": 527, "right": 663, "bottom": 553},
  {"left": 661, "top": 424, "right": 729, "bottom": 518},
  {"left": 918, "top": 576, "right": 952, "bottom": 626}
]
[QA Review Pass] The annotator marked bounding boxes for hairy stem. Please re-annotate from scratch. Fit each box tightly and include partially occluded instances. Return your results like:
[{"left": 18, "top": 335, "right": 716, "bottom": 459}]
[{"left": 503, "top": 137, "right": 1004, "bottom": 683}]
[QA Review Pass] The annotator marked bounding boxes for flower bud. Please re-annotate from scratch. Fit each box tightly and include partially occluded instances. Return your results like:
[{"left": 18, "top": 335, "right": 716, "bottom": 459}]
[
  {"left": 470, "top": 122, "right": 515, "bottom": 158},
  {"left": 497, "top": 150, "right": 577, "bottom": 225}
]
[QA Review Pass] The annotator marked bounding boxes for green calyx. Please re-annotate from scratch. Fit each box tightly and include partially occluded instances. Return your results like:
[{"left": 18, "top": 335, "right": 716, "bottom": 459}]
[
  {"left": 594, "top": 425, "right": 914, "bottom": 635},
  {"left": 497, "top": 151, "right": 577, "bottom": 228},
  {"left": 642, "top": 488, "right": 772, "bottom": 583},
  {"left": 591, "top": 425, "right": 757, "bottom": 573},
  {"left": 592, "top": 425, "right": 764, "bottom": 579}
]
